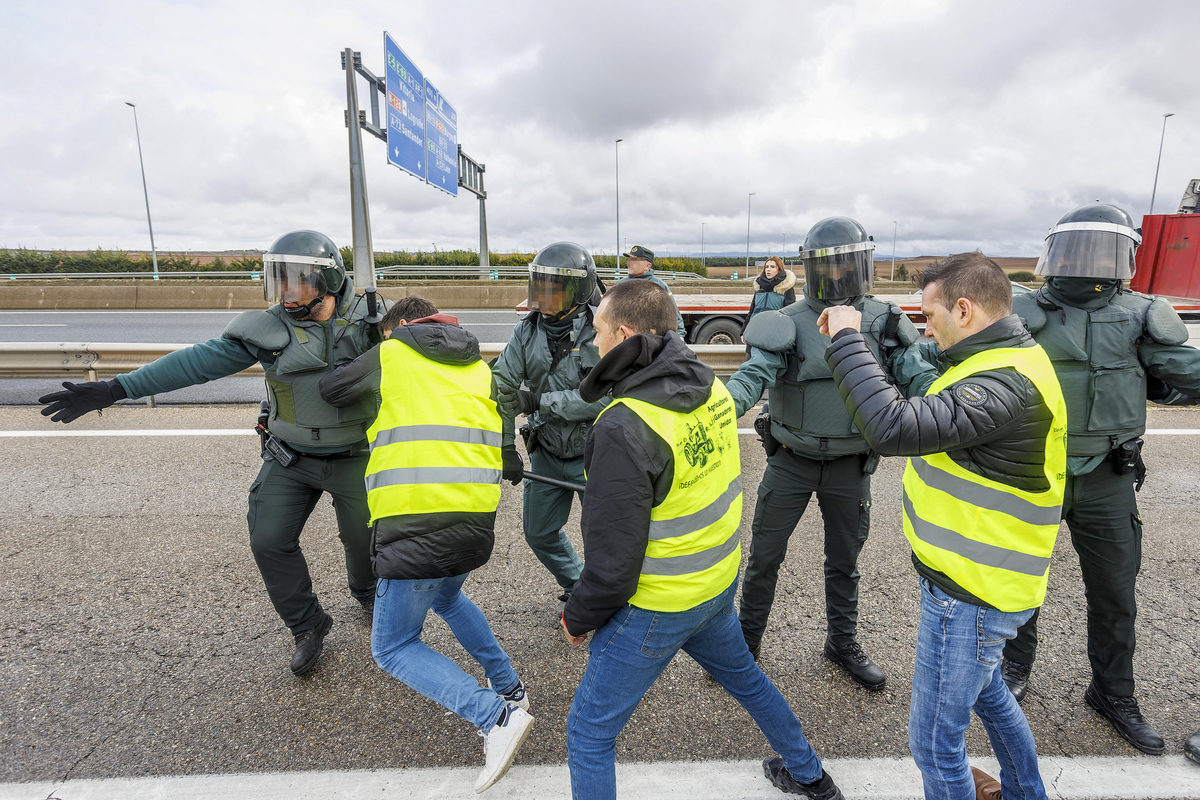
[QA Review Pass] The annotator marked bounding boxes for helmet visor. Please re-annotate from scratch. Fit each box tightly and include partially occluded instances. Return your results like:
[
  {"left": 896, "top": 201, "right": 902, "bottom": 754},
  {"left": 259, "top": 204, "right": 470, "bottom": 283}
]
[
  {"left": 800, "top": 241, "right": 874, "bottom": 300},
  {"left": 263, "top": 254, "right": 333, "bottom": 304},
  {"left": 527, "top": 262, "right": 591, "bottom": 318},
  {"left": 1035, "top": 226, "right": 1138, "bottom": 279}
]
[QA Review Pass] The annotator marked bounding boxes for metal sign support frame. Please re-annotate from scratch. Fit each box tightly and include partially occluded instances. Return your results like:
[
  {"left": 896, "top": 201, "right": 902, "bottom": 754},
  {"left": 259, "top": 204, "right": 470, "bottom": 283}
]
[{"left": 457, "top": 146, "right": 489, "bottom": 268}]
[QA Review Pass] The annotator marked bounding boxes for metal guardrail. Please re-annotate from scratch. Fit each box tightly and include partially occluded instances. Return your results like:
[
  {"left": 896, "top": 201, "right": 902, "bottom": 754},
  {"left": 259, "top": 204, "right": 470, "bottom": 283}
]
[
  {"left": 6, "top": 266, "right": 723, "bottom": 282},
  {"left": 0, "top": 342, "right": 750, "bottom": 380}
]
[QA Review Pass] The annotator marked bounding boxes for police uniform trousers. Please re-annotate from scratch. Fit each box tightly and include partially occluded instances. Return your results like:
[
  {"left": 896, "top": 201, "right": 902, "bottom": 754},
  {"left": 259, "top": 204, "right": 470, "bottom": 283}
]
[
  {"left": 739, "top": 447, "right": 871, "bottom": 655},
  {"left": 247, "top": 451, "right": 375, "bottom": 634},
  {"left": 1003, "top": 463, "right": 1142, "bottom": 697},
  {"left": 523, "top": 447, "right": 585, "bottom": 593}
]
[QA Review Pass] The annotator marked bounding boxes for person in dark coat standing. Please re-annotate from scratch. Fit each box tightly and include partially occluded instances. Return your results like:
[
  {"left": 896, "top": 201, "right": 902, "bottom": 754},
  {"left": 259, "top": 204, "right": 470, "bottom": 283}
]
[
  {"left": 745, "top": 256, "right": 797, "bottom": 354},
  {"left": 320, "top": 296, "right": 533, "bottom": 795}
]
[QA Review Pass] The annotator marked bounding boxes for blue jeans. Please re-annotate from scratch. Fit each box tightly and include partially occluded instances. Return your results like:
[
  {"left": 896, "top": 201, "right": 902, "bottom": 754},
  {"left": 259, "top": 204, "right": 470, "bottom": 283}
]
[
  {"left": 910, "top": 578, "right": 1046, "bottom": 800},
  {"left": 567, "top": 579, "right": 824, "bottom": 800},
  {"left": 371, "top": 573, "right": 519, "bottom": 732}
]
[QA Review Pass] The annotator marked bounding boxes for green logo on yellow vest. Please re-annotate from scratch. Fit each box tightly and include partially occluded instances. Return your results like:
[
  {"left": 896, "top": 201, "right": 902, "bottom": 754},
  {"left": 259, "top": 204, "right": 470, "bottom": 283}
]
[{"left": 683, "top": 420, "right": 716, "bottom": 467}]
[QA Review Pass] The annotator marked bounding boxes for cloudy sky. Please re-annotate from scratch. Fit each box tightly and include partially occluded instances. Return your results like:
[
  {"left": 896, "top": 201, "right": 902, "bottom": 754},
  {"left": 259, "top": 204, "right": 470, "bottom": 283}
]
[{"left": 2, "top": 0, "right": 1196, "bottom": 258}]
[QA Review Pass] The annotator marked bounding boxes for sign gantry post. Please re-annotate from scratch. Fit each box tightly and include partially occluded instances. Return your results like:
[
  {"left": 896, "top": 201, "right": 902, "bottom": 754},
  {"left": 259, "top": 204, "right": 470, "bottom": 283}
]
[
  {"left": 457, "top": 146, "right": 488, "bottom": 268},
  {"left": 341, "top": 48, "right": 385, "bottom": 324}
]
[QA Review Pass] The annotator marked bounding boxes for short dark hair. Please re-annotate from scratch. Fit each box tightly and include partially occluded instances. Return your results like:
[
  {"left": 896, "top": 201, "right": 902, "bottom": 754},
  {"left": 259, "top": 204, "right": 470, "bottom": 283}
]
[
  {"left": 382, "top": 295, "right": 439, "bottom": 329},
  {"left": 601, "top": 279, "right": 676, "bottom": 336},
  {"left": 917, "top": 252, "right": 1012, "bottom": 317}
]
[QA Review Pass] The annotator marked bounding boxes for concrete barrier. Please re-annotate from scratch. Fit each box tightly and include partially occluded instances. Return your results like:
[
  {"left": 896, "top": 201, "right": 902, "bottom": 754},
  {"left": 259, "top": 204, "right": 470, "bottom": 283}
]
[{"left": 0, "top": 280, "right": 749, "bottom": 310}]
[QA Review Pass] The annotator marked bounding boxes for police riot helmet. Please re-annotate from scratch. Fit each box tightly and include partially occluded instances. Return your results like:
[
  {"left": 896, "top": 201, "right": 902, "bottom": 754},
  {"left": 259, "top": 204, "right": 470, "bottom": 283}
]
[
  {"left": 263, "top": 230, "right": 347, "bottom": 320},
  {"left": 527, "top": 242, "right": 598, "bottom": 321},
  {"left": 1034, "top": 204, "right": 1141, "bottom": 280},
  {"left": 798, "top": 216, "right": 875, "bottom": 300}
]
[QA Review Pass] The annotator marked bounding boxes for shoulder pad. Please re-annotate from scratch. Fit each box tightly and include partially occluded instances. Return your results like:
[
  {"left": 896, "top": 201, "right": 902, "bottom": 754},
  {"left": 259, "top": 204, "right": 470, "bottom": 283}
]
[
  {"left": 894, "top": 311, "right": 919, "bottom": 346},
  {"left": 1012, "top": 294, "right": 1046, "bottom": 333},
  {"left": 1146, "top": 297, "right": 1189, "bottom": 345},
  {"left": 859, "top": 296, "right": 890, "bottom": 316},
  {"left": 222, "top": 310, "right": 290, "bottom": 350},
  {"left": 743, "top": 310, "right": 795, "bottom": 352}
]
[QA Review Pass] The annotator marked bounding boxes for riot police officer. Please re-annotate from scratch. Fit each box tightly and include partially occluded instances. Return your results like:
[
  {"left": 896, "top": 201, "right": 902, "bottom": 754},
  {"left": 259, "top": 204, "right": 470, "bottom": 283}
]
[
  {"left": 999, "top": 204, "right": 1200, "bottom": 754},
  {"left": 493, "top": 242, "right": 608, "bottom": 614},
  {"left": 39, "top": 231, "right": 388, "bottom": 676},
  {"left": 726, "top": 216, "right": 937, "bottom": 689}
]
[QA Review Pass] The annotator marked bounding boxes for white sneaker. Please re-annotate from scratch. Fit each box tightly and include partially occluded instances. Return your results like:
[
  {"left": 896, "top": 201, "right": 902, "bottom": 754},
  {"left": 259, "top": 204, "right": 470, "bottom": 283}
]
[
  {"left": 475, "top": 703, "right": 534, "bottom": 794},
  {"left": 486, "top": 678, "right": 530, "bottom": 711}
]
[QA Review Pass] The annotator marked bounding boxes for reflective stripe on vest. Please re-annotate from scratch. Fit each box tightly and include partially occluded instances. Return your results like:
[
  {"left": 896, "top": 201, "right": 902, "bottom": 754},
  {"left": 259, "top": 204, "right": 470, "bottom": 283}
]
[
  {"left": 902, "top": 345, "right": 1067, "bottom": 612},
  {"left": 365, "top": 338, "right": 502, "bottom": 525},
  {"left": 596, "top": 378, "right": 743, "bottom": 612}
]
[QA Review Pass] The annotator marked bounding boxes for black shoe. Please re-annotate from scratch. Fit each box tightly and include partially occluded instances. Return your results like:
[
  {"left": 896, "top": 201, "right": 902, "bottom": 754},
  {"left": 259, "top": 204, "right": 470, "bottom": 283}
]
[
  {"left": 1185, "top": 728, "right": 1200, "bottom": 764},
  {"left": 1001, "top": 658, "right": 1032, "bottom": 703},
  {"left": 762, "top": 758, "right": 844, "bottom": 799},
  {"left": 357, "top": 594, "right": 375, "bottom": 616},
  {"left": 1084, "top": 681, "right": 1165, "bottom": 755},
  {"left": 823, "top": 638, "right": 886, "bottom": 690},
  {"left": 556, "top": 591, "right": 571, "bottom": 620},
  {"left": 290, "top": 611, "right": 333, "bottom": 676}
]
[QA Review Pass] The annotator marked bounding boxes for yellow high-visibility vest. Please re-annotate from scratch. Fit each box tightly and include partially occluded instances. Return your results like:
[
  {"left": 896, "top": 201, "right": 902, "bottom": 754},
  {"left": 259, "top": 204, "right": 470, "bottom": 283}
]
[
  {"left": 365, "top": 338, "right": 502, "bottom": 524},
  {"left": 902, "top": 345, "right": 1067, "bottom": 611},
  {"left": 595, "top": 378, "right": 743, "bottom": 612}
]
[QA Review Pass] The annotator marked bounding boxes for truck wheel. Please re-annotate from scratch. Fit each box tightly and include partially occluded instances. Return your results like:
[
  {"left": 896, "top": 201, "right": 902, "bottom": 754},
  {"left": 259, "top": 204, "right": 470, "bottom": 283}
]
[{"left": 694, "top": 318, "right": 743, "bottom": 345}]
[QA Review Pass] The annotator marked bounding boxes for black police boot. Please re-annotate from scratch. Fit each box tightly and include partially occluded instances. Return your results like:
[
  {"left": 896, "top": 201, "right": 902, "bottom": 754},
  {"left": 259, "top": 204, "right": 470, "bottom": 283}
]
[
  {"left": 762, "top": 758, "right": 844, "bottom": 799},
  {"left": 1001, "top": 658, "right": 1032, "bottom": 703},
  {"left": 556, "top": 591, "right": 571, "bottom": 621},
  {"left": 1185, "top": 728, "right": 1200, "bottom": 764},
  {"left": 823, "top": 638, "right": 886, "bottom": 690},
  {"left": 290, "top": 611, "right": 333, "bottom": 677},
  {"left": 357, "top": 594, "right": 375, "bottom": 616},
  {"left": 1085, "top": 681, "right": 1165, "bottom": 755}
]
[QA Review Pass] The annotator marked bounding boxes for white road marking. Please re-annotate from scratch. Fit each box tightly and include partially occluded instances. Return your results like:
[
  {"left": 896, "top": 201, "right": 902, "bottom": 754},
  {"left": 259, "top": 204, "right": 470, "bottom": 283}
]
[
  {"left": 2, "top": 428, "right": 1197, "bottom": 438},
  {"left": 0, "top": 324, "right": 67, "bottom": 326},
  {"left": 4, "top": 755, "right": 1197, "bottom": 800}
]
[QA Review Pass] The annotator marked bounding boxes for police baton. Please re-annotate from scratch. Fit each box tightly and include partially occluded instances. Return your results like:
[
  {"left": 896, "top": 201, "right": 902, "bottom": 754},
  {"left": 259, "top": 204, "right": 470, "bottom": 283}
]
[{"left": 521, "top": 470, "right": 586, "bottom": 494}]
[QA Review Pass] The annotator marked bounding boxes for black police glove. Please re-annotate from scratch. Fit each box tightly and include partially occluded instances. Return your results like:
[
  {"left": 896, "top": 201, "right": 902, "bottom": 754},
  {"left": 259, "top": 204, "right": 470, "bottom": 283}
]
[
  {"left": 514, "top": 390, "right": 541, "bottom": 416},
  {"left": 39, "top": 379, "right": 127, "bottom": 423},
  {"left": 501, "top": 444, "right": 524, "bottom": 486}
]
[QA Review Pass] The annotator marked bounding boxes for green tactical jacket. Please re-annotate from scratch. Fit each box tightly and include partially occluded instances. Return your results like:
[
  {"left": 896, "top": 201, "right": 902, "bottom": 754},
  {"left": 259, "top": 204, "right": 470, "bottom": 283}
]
[
  {"left": 116, "top": 279, "right": 387, "bottom": 453},
  {"left": 492, "top": 307, "right": 610, "bottom": 460},
  {"left": 727, "top": 290, "right": 938, "bottom": 459}
]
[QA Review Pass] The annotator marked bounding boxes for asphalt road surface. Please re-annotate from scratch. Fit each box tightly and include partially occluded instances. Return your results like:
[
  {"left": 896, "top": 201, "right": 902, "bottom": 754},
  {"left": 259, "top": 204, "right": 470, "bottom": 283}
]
[
  {"left": 0, "top": 310, "right": 524, "bottom": 406},
  {"left": 2, "top": 404, "right": 1199, "bottom": 792}
]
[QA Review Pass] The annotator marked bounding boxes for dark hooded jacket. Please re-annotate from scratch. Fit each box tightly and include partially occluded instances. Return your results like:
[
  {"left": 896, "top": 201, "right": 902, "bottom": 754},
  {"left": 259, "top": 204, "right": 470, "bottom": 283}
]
[
  {"left": 319, "top": 315, "right": 498, "bottom": 579},
  {"left": 562, "top": 331, "right": 716, "bottom": 636},
  {"left": 823, "top": 314, "right": 1055, "bottom": 607}
]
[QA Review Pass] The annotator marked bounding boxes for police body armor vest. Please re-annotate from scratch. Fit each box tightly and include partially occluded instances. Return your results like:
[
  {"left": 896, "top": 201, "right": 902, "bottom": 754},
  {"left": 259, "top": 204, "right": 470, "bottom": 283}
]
[
  {"left": 226, "top": 300, "right": 378, "bottom": 450},
  {"left": 595, "top": 378, "right": 743, "bottom": 613},
  {"left": 769, "top": 296, "right": 893, "bottom": 458},
  {"left": 903, "top": 345, "right": 1067, "bottom": 612},
  {"left": 1013, "top": 291, "right": 1151, "bottom": 457},
  {"left": 365, "top": 338, "right": 502, "bottom": 526}
]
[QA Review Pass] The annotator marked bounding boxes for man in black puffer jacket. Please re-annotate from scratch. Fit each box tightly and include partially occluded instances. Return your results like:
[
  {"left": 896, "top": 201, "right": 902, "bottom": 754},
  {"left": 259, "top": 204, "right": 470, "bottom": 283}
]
[
  {"left": 820, "top": 253, "right": 1067, "bottom": 800},
  {"left": 320, "top": 296, "right": 533, "bottom": 795}
]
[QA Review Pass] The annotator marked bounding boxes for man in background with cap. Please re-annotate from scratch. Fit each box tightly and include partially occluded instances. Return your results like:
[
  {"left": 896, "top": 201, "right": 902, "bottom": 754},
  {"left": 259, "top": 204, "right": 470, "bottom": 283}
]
[{"left": 621, "top": 244, "right": 686, "bottom": 338}]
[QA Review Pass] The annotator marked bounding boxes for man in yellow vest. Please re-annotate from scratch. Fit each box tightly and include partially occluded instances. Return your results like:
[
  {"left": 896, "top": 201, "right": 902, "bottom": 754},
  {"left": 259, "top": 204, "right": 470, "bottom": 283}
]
[
  {"left": 319, "top": 296, "right": 533, "bottom": 795},
  {"left": 819, "top": 252, "right": 1066, "bottom": 800},
  {"left": 561, "top": 279, "right": 844, "bottom": 800}
]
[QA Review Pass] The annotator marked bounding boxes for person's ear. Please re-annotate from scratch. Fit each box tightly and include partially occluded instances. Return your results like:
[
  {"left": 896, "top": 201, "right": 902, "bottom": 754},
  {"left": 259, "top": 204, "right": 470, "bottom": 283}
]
[
  {"left": 617, "top": 324, "right": 635, "bottom": 341},
  {"left": 955, "top": 299, "right": 971, "bottom": 326}
]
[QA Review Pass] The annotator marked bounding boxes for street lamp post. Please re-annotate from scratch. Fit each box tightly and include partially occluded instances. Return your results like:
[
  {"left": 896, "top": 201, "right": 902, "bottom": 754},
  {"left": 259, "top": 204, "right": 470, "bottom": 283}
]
[
  {"left": 701, "top": 222, "right": 706, "bottom": 267},
  {"left": 745, "top": 193, "right": 756, "bottom": 274},
  {"left": 1149, "top": 113, "right": 1175, "bottom": 215},
  {"left": 890, "top": 221, "right": 897, "bottom": 281},
  {"left": 615, "top": 138, "right": 623, "bottom": 279},
  {"left": 124, "top": 102, "right": 159, "bottom": 280}
]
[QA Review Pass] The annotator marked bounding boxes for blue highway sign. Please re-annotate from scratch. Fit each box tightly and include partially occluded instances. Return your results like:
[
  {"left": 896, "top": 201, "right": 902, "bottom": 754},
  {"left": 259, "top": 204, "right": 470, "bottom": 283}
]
[
  {"left": 424, "top": 78, "right": 458, "bottom": 196},
  {"left": 384, "top": 32, "right": 426, "bottom": 181}
]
